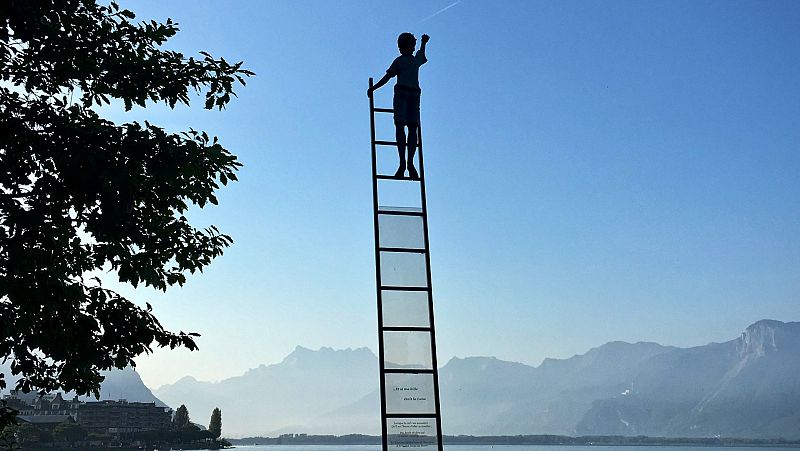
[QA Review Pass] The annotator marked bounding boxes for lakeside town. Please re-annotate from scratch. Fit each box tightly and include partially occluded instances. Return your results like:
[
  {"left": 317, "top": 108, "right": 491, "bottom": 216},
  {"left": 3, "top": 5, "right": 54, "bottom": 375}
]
[{"left": 1, "top": 391, "right": 226, "bottom": 449}]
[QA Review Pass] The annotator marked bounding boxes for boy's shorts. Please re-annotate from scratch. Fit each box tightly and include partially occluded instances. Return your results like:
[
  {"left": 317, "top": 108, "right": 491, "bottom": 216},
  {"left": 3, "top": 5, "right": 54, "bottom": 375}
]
[{"left": 393, "top": 85, "right": 421, "bottom": 126}]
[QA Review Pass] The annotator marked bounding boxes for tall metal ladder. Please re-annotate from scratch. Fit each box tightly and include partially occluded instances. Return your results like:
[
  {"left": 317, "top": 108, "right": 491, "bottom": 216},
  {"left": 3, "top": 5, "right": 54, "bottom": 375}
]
[{"left": 368, "top": 78, "right": 444, "bottom": 451}]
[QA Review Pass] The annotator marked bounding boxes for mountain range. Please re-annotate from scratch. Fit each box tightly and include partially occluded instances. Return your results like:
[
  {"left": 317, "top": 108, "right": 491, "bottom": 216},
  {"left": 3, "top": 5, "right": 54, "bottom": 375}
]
[
  {"left": 153, "top": 319, "right": 800, "bottom": 438},
  {"left": 4, "top": 319, "right": 799, "bottom": 439}
]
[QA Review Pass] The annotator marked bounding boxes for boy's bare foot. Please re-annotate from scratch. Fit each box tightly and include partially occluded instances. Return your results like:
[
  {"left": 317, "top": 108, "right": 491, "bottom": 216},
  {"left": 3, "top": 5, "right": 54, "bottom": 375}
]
[
  {"left": 407, "top": 163, "right": 419, "bottom": 180},
  {"left": 394, "top": 165, "right": 406, "bottom": 178}
]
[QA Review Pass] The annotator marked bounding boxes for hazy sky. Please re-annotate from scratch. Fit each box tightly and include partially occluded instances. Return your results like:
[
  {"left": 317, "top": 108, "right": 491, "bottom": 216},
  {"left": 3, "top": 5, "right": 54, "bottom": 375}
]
[{"left": 100, "top": 0, "right": 800, "bottom": 389}]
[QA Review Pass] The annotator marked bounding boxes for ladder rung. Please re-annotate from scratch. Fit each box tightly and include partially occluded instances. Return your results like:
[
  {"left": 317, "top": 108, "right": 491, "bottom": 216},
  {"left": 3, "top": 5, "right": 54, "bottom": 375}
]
[
  {"left": 374, "top": 108, "right": 394, "bottom": 113},
  {"left": 375, "top": 174, "right": 422, "bottom": 181},
  {"left": 377, "top": 208, "right": 424, "bottom": 216},
  {"left": 385, "top": 413, "right": 438, "bottom": 419},
  {"left": 380, "top": 286, "right": 430, "bottom": 291},
  {"left": 379, "top": 247, "right": 426, "bottom": 254},
  {"left": 384, "top": 368, "right": 435, "bottom": 374},
  {"left": 382, "top": 326, "right": 431, "bottom": 332}
]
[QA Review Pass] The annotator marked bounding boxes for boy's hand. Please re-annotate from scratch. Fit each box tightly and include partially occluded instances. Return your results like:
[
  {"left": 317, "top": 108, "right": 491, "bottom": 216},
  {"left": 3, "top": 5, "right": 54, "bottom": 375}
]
[
  {"left": 421, "top": 34, "right": 430, "bottom": 43},
  {"left": 367, "top": 87, "right": 373, "bottom": 98}
]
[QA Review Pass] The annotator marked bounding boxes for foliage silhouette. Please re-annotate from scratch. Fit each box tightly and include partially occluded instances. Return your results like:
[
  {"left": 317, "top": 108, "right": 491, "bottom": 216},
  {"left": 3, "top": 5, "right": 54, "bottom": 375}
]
[
  {"left": 174, "top": 404, "right": 190, "bottom": 430},
  {"left": 0, "top": 0, "right": 253, "bottom": 430},
  {"left": 53, "top": 422, "right": 87, "bottom": 444},
  {"left": 208, "top": 407, "right": 222, "bottom": 439}
]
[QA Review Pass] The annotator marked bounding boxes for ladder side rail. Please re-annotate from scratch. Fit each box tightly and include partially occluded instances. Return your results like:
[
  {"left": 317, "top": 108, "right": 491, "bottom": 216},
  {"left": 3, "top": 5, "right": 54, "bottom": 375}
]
[
  {"left": 417, "top": 122, "right": 445, "bottom": 451},
  {"left": 368, "top": 77, "right": 390, "bottom": 451}
]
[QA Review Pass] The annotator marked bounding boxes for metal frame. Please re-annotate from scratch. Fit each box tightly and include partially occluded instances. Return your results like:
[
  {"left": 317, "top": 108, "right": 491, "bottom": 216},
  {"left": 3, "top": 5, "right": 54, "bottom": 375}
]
[{"left": 369, "top": 78, "right": 444, "bottom": 451}]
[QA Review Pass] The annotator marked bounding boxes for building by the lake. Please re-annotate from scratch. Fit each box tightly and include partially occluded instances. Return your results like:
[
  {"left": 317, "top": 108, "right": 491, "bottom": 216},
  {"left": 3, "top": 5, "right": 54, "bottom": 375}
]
[{"left": 3, "top": 391, "right": 171, "bottom": 434}]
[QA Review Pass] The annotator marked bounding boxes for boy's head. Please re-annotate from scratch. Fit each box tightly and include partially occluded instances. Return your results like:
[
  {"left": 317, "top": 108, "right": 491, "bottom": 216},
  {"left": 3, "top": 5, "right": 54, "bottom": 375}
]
[{"left": 397, "top": 32, "right": 416, "bottom": 55}]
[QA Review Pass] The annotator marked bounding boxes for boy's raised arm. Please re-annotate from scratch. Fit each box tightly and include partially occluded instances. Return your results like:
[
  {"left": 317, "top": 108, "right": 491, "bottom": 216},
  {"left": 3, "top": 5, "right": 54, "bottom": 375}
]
[
  {"left": 417, "top": 34, "right": 429, "bottom": 63},
  {"left": 420, "top": 34, "right": 429, "bottom": 51}
]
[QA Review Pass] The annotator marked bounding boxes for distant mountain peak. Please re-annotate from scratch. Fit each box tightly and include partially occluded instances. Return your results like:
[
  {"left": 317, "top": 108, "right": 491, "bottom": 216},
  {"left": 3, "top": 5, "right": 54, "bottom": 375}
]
[
  {"left": 271, "top": 346, "right": 377, "bottom": 373},
  {"left": 538, "top": 340, "right": 672, "bottom": 372},
  {"left": 288, "top": 345, "right": 373, "bottom": 354},
  {"left": 174, "top": 375, "right": 201, "bottom": 385},
  {"left": 746, "top": 319, "right": 785, "bottom": 332},
  {"left": 739, "top": 319, "right": 793, "bottom": 358}
]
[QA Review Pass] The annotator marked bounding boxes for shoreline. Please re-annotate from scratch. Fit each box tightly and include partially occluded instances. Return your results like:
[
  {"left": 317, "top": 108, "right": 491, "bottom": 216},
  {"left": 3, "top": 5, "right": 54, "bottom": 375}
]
[{"left": 227, "top": 434, "right": 800, "bottom": 447}]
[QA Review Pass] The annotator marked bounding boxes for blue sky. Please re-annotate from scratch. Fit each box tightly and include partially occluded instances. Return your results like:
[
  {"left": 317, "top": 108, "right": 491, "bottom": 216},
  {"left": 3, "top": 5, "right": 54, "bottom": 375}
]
[{"left": 104, "top": 0, "right": 800, "bottom": 388}]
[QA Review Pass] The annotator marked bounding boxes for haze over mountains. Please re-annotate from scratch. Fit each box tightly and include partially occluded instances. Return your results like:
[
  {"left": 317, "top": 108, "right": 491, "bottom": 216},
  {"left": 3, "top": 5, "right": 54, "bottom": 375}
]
[
  {"left": 4, "top": 320, "right": 799, "bottom": 439},
  {"left": 152, "top": 319, "right": 800, "bottom": 438}
]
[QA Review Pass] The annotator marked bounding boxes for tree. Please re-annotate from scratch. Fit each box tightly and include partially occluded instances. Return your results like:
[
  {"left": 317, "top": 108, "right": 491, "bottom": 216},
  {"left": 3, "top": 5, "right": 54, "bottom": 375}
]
[
  {"left": 173, "top": 404, "right": 190, "bottom": 430},
  {"left": 208, "top": 407, "right": 222, "bottom": 439},
  {"left": 175, "top": 422, "right": 209, "bottom": 444},
  {"left": 53, "top": 422, "right": 87, "bottom": 444},
  {"left": 0, "top": 418, "right": 19, "bottom": 449},
  {"left": 0, "top": 0, "right": 253, "bottom": 429},
  {"left": 12, "top": 422, "right": 44, "bottom": 445},
  {"left": 0, "top": 401, "right": 16, "bottom": 447}
]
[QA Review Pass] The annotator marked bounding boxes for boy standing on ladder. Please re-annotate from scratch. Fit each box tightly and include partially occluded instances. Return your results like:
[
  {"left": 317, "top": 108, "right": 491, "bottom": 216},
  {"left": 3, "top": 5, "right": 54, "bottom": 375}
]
[{"left": 368, "top": 32, "right": 430, "bottom": 180}]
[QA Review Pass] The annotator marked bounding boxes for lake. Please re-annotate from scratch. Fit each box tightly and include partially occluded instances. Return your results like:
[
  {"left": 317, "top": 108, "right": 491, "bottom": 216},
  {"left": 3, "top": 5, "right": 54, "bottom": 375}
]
[{"left": 222, "top": 446, "right": 798, "bottom": 451}]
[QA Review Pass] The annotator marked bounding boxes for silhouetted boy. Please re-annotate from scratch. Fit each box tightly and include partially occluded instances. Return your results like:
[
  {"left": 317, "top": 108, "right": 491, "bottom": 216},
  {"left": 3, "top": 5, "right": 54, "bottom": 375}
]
[{"left": 368, "top": 32, "right": 429, "bottom": 179}]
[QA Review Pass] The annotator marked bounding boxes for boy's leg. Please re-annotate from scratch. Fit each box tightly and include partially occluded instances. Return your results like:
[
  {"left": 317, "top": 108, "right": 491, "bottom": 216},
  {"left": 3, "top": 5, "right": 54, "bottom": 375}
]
[
  {"left": 406, "top": 124, "right": 419, "bottom": 180},
  {"left": 394, "top": 124, "right": 407, "bottom": 178}
]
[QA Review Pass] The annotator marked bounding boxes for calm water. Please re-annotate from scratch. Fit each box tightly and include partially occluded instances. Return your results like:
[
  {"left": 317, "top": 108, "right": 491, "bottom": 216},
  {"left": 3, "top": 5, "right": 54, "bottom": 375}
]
[{"left": 221, "top": 446, "right": 797, "bottom": 451}]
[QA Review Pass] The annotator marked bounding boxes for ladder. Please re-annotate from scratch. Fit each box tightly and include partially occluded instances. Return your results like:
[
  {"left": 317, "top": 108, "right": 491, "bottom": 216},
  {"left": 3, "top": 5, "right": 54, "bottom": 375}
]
[{"left": 368, "top": 78, "right": 444, "bottom": 451}]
